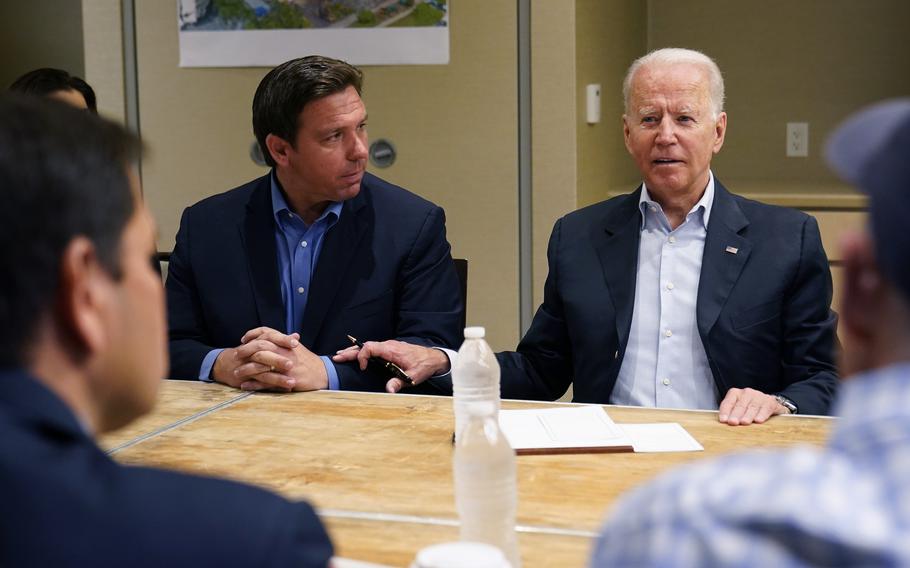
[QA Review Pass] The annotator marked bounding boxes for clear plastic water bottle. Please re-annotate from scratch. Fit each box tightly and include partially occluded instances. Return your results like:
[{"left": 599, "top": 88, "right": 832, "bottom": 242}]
[
  {"left": 411, "top": 541, "right": 511, "bottom": 568},
  {"left": 453, "top": 402, "right": 520, "bottom": 567},
  {"left": 452, "top": 326, "right": 500, "bottom": 444}
]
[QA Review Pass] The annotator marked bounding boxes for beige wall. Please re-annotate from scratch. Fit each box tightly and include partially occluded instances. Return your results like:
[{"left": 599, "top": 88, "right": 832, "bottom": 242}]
[
  {"left": 530, "top": 1, "right": 577, "bottom": 307},
  {"left": 530, "top": 0, "right": 646, "bottom": 307},
  {"left": 646, "top": 0, "right": 910, "bottom": 208},
  {"left": 131, "top": 1, "right": 520, "bottom": 350},
  {"left": 0, "top": 0, "right": 84, "bottom": 88},
  {"left": 82, "top": 0, "right": 125, "bottom": 122},
  {"left": 813, "top": 209, "right": 867, "bottom": 317},
  {"left": 574, "top": 0, "right": 644, "bottom": 209}
]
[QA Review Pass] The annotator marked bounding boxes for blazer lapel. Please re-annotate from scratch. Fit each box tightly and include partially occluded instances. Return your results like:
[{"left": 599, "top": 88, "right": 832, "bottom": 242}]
[
  {"left": 696, "top": 181, "right": 752, "bottom": 337},
  {"left": 298, "top": 188, "right": 370, "bottom": 347},
  {"left": 240, "top": 176, "right": 285, "bottom": 332},
  {"left": 594, "top": 190, "right": 643, "bottom": 348}
]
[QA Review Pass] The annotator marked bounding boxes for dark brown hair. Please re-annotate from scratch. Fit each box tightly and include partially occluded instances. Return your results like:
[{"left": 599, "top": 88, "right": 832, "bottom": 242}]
[{"left": 252, "top": 55, "right": 363, "bottom": 167}]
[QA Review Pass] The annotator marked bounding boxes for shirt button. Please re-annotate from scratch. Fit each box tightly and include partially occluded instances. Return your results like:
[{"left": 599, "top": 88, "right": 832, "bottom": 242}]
[
  {"left": 297, "top": 287, "right": 305, "bottom": 294},
  {"left": 287, "top": 212, "right": 293, "bottom": 219},
  {"left": 668, "top": 236, "right": 677, "bottom": 244},
  {"left": 662, "top": 378, "right": 671, "bottom": 386},
  {"left": 664, "top": 329, "right": 673, "bottom": 337},
  {"left": 300, "top": 241, "right": 308, "bottom": 248},
  {"left": 649, "top": 205, "right": 657, "bottom": 213},
  {"left": 666, "top": 282, "right": 675, "bottom": 290}
]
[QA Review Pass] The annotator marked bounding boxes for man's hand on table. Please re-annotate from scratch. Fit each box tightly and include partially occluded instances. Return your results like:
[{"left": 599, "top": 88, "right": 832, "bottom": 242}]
[
  {"left": 332, "top": 340, "right": 450, "bottom": 393},
  {"left": 212, "top": 327, "right": 328, "bottom": 392},
  {"left": 718, "top": 387, "right": 791, "bottom": 425}
]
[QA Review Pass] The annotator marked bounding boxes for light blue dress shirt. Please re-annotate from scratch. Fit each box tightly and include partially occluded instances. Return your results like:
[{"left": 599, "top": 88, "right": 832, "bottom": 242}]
[
  {"left": 611, "top": 173, "right": 719, "bottom": 410},
  {"left": 199, "top": 174, "right": 343, "bottom": 389},
  {"left": 592, "top": 362, "right": 910, "bottom": 567}
]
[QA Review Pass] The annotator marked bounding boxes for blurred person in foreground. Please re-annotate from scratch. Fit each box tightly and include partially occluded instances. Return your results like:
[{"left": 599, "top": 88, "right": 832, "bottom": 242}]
[
  {"left": 0, "top": 95, "right": 332, "bottom": 566},
  {"left": 590, "top": 98, "right": 910, "bottom": 566},
  {"left": 9, "top": 67, "right": 97, "bottom": 112}
]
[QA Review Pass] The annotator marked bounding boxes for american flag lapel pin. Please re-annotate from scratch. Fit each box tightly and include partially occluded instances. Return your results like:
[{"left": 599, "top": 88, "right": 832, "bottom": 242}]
[{"left": 725, "top": 245, "right": 739, "bottom": 254}]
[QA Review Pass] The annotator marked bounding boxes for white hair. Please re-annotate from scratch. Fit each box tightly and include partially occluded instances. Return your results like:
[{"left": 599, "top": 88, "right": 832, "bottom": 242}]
[{"left": 622, "top": 47, "right": 725, "bottom": 118}]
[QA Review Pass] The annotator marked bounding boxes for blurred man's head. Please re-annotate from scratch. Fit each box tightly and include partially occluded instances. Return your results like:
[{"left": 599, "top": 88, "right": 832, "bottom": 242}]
[
  {"left": 826, "top": 99, "right": 910, "bottom": 375},
  {"left": 0, "top": 95, "right": 165, "bottom": 433},
  {"left": 9, "top": 68, "right": 97, "bottom": 113},
  {"left": 252, "top": 56, "right": 368, "bottom": 212},
  {"left": 622, "top": 48, "right": 727, "bottom": 203}
]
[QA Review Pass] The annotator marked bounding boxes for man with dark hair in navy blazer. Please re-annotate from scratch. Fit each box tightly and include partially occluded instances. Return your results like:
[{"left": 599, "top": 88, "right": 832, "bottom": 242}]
[
  {"left": 341, "top": 48, "right": 838, "bottom": 423},
  {"left": 0, "top": 96, "right": 332, "bottom": 565},
  {"left": 166, "top": 55, "right": 462, "bottom": 393}
]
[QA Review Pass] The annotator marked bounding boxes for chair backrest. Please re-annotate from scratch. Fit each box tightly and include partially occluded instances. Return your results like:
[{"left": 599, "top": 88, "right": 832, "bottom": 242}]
[{"left": 453, "top": 258, "right": 468, "bottom": 331}]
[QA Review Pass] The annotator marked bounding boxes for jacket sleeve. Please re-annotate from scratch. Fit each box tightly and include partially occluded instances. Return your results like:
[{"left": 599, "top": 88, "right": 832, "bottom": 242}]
[
  {"left": 775, "top": 215, "right": 839, "bottom": 415},
  {"left": 166, "top": 207, "right": 216, "bottom": 380},
  {"left": 498, "top": 218, "right": 574, "bottom": 401}
]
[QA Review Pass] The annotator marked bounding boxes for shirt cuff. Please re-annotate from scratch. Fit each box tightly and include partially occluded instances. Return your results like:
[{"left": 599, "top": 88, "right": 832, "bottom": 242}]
[
  {"left": 199, "top": 348, "right": 224, "bottom": 383},
  {"left": 321, "top": 356, "right": 340, "bottom": 390},
  {"left": 431, "top": 347, "right": 456, "bottom": 378}
]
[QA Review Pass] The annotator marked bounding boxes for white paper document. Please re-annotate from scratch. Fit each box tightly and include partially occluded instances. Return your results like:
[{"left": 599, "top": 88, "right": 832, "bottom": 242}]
[
  {"left": 499, "top": 406, "right": 634, "bottom": 454},
  {"left": 618, "top": 423, "right": 704, "bottom": 453},
  {"left": 498, "top": 406, "right": 703, "bottom": 455}
]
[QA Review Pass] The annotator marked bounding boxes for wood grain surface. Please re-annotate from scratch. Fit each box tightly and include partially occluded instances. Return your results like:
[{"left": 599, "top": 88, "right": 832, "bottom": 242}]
[
  {"left": 111, "top": 382, "right": 833, "bottom": 566},
  {"left": 98, "top": 380, "right": 247, "bottom": 451},
  {"left": 324, "top": 516, "right": 593, "bottom": 567}
]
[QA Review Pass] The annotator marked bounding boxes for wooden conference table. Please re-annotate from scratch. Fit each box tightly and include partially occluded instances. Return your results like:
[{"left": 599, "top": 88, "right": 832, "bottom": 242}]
[{"left": 101, "top": 381, "right": 833, "bottom": 567}]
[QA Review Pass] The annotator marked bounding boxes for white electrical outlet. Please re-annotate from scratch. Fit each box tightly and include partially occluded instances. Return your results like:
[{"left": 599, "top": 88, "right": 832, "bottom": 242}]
[{"left": 787, "top": 122, "right": 809, "bottom": 157}]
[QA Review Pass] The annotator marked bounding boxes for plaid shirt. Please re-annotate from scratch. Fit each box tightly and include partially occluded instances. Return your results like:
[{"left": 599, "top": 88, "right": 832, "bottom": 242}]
[{"left": 591, "top": 363, "right": 910, "bottom": 567}]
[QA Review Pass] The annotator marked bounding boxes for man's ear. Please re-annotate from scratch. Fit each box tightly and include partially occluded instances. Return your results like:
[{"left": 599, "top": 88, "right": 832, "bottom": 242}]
[
  {"left": 56, "top": 237, "right": 110, "bottom": 358},
  {"left": 265, "top": 133, "right": 293, "bottom": 167},
  {"left": 712, "top": 111, "right": 727, "bottom": 154},
  {"left": 839, "top": 231, "right": 883, "bottom": 342}
]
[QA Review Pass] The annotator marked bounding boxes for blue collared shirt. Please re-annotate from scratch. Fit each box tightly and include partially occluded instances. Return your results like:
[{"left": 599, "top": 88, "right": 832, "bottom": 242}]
[
  {"left": 611, "top": 172, "right": 718, "bottom": 410},
  {"left": 591, "top": 362, "right": 910, "bottom": 567},
  {"left": 199, "top": 173, "right": 343, "bottom": 389}
]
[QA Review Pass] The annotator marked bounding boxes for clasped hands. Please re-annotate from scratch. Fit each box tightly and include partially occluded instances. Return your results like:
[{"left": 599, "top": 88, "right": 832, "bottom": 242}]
[{"left": 212, "top": 327, "right": 328, "bottom": 392}]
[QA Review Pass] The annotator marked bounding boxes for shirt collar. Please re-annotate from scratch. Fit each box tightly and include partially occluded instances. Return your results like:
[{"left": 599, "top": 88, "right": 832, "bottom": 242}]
[
  {"left": 639, "top": 170, "right": 716, "bottom": 229},
  {"left": 270, "top": 171, "right": 343, "bottom": 228}
]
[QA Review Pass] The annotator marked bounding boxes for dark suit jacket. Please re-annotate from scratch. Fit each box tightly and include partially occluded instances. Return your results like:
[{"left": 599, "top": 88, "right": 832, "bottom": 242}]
[
  {"left": 0, "top": 370, "right": 333, "bottom": 567},
  {"left": 500, "top": 181, "right": 838, "bottom": 415},
  {"left": 166, "top": 172, "right": 462, "bottom": 392}
]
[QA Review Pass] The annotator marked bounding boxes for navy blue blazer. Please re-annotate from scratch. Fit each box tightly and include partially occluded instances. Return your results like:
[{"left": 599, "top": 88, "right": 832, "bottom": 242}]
[
  {"left": 0, "top": 370, "right": 333, "bottom": 566},
  {"left": 500, "top": 181, "right": 838, "bottom": 415},
  {"left": 166, "top": 172, "right": 463, "bottom": 392}
]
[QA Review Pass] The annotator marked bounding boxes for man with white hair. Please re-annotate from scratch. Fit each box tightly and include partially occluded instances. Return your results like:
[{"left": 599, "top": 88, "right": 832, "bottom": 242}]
[
  {"left": 338, "top": 47, "right": 837, "bottom": 423},
  {"left": 590, "top": 98, "right": 910, "bottom": 566}
]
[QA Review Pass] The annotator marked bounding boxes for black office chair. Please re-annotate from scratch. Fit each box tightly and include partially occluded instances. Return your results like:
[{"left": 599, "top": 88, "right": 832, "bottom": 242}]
[{"left": 453, "top": 258, "right": 468, "bottom": 331}]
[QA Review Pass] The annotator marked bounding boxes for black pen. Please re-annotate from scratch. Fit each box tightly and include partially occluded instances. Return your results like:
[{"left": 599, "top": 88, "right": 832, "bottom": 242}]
[{"left": 346, "top": 335, "right": 413, "bottom": 384}]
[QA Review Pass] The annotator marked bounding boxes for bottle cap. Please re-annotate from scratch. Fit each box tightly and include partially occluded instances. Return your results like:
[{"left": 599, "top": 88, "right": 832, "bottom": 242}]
[
  {"left": 411, "top": 541, "right": 511, "bottom": 568},
  {"left": 463, "top": 326, "right": 486, "bottom": 339}
]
